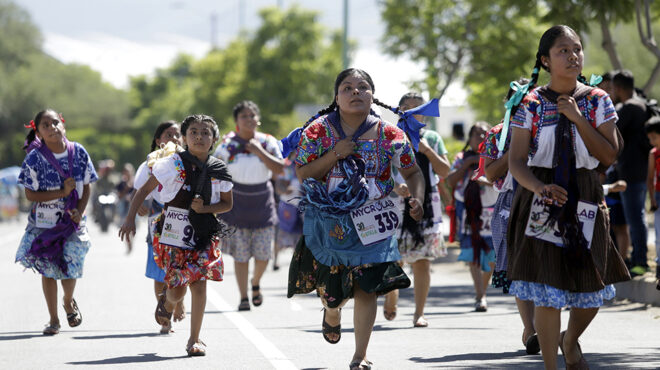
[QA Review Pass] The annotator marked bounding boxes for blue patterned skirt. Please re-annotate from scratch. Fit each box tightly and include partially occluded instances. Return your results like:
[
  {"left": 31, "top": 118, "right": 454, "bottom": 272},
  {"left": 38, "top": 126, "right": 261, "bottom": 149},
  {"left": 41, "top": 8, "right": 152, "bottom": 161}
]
[{"left": 509, "top": 280, "right": 616, "bottom": 309}]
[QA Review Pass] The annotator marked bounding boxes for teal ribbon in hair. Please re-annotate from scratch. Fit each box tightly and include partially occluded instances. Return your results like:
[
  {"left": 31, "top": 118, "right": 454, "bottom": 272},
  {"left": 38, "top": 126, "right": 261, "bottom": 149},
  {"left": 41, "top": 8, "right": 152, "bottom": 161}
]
[
  {"left": 497, "top": 70, "right": 538, "bottom": 152},
  {"left": 589, "top": 74, "right": 603, "bottom": 87}
]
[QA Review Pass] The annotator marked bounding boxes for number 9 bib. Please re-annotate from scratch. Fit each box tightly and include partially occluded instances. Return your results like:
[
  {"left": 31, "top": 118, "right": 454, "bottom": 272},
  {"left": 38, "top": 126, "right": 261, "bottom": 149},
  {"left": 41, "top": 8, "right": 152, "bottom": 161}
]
[
  {"left": 159, "top": 206, "right": 196, "bottom": 249},
  {"left": 351, "top": 198, "right": 400, "bottom": 246}
]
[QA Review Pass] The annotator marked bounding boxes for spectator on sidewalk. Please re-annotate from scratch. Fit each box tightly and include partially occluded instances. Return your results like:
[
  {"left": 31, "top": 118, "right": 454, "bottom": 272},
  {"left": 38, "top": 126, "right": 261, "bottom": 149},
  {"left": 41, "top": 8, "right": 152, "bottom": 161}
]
[{"left": 612, "top": 70, "right": 652, "bottom": 276}]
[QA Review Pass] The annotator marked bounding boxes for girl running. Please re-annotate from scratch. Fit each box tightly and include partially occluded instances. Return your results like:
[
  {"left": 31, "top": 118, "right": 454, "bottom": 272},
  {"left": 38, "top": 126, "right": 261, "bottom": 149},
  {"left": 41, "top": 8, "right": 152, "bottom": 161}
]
[
  {"left": 507, "top": 25, "right": 630, "bottom": 369},
  {"left": 119, "top": 114, "right": 233, "bottom": 356},
  {"left": 285, "top": 68, "right": 425, "bottom": 369},
  {"left": 133, "top": 120, "right": 185, "bottom": 334},
  {"left": 16, "top": 109, "right": 98, "bottom": 335},
  {"left": 447, "top": 122, "right": 497, "bottom": 312}
]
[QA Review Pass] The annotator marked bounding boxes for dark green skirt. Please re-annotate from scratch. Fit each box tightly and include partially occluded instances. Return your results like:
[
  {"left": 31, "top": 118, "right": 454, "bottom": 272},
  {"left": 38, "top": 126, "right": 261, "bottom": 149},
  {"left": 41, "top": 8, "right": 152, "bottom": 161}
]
[{"left": 287, "top": 237, "right": 411, "bottom": 308}]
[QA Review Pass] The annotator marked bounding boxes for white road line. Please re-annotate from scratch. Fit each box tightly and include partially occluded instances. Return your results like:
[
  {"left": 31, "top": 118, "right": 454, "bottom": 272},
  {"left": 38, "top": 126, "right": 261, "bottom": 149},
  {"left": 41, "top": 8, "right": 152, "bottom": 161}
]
[{"left": 206, "top": 288, "right": 298, "bottom": 370}]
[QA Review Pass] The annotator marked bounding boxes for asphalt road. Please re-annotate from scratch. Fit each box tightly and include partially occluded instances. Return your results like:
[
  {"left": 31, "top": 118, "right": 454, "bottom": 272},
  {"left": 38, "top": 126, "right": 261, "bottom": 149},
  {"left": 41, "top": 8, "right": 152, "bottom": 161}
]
[{"left": 1, "top": 217, "right": 659, "bottom": 369}]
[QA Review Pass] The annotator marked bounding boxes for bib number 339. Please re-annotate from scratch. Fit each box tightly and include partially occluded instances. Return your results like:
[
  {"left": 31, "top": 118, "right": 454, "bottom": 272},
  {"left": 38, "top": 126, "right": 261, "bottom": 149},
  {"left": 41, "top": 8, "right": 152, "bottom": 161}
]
[
  {"left": 351, "top": 198, "right": 399, "bottom": 245},
  {"left": 159, "top": 206, "right": 196, "bottom": 249}
]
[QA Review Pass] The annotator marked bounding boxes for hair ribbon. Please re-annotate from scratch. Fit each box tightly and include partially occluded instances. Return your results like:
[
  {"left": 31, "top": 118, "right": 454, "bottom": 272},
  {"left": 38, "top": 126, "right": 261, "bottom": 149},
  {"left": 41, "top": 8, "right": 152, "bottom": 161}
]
[
  {"left": 497, "top": 70, "right": 538, "bottom": 152},
  {"left": 394, "top": 98, "right": 440, "bottom": 151}
]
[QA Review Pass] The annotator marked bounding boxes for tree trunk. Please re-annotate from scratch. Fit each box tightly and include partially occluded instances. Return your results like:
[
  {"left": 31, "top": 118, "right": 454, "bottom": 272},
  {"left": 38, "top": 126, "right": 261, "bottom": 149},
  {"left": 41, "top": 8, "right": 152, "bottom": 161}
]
[
  {"left": 437, "top": 48, "right": 464, "bottom": 100},
  {"left": 599, "top": 13, "right": 623, "bottom": 70},
  {"left": 635, "top": 0, "right": 660, "bottom": 95}
]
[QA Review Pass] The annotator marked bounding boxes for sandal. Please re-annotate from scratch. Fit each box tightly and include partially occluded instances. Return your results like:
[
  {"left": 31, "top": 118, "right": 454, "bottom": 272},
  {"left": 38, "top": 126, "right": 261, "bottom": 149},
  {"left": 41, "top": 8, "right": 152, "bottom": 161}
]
[
  {"left": 252, "top": 284, "right": 263, "bottom": 307},
  {"left": 159, "top": 323, "right": 173, "bottom": 334},
  {"left": 559, "top": 331, "right": 589, "bottom": 370},
  {"left": 238, "top": 298, "right": 251, "bottom": 311},
  {"left": 413, "top": 316, "right": 429, "bottom": 328},
  {"left": 42, "top": 322, "right": 61, "bottom": 335},
  {"left": 349, "top": 359, "right": 373, "bottom": 369},
  {"left": 186, "top": 340, "right": 207, "bottom": 357},
  {"left": 525, "top": 333, "right": 540, "bottom": 355},
  {"left": 64, "top": 298, "right": 82, "bottom": 327},
  {"left": 322, "top": 308, "right": 341, "bottom": 344},
  {"left": 155, "top": 288, "right": 173, "bottom": 326}
]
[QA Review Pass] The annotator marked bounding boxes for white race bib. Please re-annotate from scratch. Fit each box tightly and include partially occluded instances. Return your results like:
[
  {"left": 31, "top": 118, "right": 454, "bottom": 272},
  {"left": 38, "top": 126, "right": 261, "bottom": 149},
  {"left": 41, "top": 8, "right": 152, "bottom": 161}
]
[
  {"left": 524, "top": 195, "right": 597, "bottom": 249},
  {"left": 159, "top": 206, "right": 195, "bottom": 249},
  {"left": 351, "top": 198, "right": 400, "bottom": 245},
  {"left": 462, "top": 207, "right": 494, "bottom": 237},
  {"left": 35, "top": 202, "right": 66, "bottom": 229}
]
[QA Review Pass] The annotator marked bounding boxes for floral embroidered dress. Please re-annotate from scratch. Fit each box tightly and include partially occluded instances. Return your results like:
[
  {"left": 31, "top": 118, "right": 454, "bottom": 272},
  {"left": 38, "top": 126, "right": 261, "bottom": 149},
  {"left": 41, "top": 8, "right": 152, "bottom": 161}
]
[
  {"left": 506, "top": 86, "right": 630, "bottom": 309},
  {"left": 287, "top": 113, "right": 414, "bottom": 307},
  {"left": 16, "top": 142, "right": 98, "bottom": 279},
  {"left": 150, "top": 153, "right": 233, "bottom": 288},
  {"left": 396, "top": 129, "right": 448, "bottom": 263},
  {"left": 451, "top": 151, "right": 498, "bottom": 271}
]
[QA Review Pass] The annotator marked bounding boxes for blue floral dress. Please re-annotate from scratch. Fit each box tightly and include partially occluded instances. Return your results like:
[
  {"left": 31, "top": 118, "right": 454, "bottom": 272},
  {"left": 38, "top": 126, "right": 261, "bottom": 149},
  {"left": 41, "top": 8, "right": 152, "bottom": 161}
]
[{"left": 16, "top": 142, "right": 97, "bottom": 279}]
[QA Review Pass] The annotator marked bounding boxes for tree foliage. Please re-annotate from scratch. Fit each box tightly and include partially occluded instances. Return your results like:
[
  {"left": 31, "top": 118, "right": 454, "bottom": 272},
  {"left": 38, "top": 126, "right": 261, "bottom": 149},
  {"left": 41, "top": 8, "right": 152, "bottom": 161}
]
[{"left": 129, "top": 6, "right": 345, "bottom": 138}]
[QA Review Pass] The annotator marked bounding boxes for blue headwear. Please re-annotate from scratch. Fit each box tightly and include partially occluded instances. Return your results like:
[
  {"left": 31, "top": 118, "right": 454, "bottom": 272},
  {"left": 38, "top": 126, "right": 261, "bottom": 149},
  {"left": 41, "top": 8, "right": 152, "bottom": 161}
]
[{"left": 392, "top": 98, "right": 440, "bottom": 151}]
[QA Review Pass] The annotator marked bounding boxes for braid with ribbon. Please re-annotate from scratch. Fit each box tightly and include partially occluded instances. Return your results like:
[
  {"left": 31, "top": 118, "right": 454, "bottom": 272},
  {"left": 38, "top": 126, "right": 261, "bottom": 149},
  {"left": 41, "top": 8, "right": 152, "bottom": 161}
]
[{"left": 279, "top": 102, "right": 337, "bottom": 158}]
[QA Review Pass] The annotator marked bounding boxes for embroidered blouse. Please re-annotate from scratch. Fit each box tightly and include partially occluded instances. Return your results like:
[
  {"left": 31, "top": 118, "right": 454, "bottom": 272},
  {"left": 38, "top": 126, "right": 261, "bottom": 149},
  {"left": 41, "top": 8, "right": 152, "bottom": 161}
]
[
  {"left": 510, "top": 87, "right": 618, "bottom": 169},
  {"left": 214, "top": 131, "right": 283, "bottom": 185},
  {"left": 480, "top": 123, "right": 514, "bottom": 192},
  {"left": 295, "top": 114, "right": 416, "bottom": 200}
]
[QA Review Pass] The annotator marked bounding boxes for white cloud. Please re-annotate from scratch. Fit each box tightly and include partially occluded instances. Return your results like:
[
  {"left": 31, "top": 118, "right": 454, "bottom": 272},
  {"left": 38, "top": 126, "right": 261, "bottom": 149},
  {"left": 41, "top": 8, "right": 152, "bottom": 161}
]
[{"left": 43, "top": 32, "right": 212, "bottom": 88}]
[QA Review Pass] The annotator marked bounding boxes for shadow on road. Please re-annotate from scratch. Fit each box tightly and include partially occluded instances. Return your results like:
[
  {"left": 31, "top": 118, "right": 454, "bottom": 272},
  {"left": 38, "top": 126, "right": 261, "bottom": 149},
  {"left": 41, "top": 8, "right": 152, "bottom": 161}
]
[
  {"left": 66, "top": 353, "right": 187, "bottom": 365},
  {"left": 0, "top": 331, "right": 43, "bottom": 341},
  {"left": 72, "top": 332, "right": 163, "bottom": 340}
]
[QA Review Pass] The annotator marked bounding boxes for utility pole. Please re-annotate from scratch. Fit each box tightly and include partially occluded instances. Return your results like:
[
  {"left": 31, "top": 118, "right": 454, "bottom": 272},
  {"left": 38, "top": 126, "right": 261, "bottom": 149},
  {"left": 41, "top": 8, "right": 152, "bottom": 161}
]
[
  {"left": 342, "top": 0, "right": 349, "bottom": 69},
  {"left": 210, "top": 12, "right": 218, "bottom": 49}
]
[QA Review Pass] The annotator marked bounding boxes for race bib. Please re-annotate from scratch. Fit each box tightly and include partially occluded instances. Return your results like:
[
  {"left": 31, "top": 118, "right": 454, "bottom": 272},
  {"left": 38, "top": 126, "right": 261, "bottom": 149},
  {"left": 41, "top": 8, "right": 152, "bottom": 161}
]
[
  {"left": 462, "top": 206, "right": 494, "bottom": 236},
  {"left": 351, "top": 198, "right": 400, "bottom": 245},
  {"left": 35, "top": 202, "right": 66, "bottom": 229},
  {"left": 524, "top": 195, "right": 597, "bottom": 249},
  {"left": 159, "top": 206, "right": 195, "bottom": 249},
  {"left": 431, "top": 191, "right": 443, "bottom": 224}
]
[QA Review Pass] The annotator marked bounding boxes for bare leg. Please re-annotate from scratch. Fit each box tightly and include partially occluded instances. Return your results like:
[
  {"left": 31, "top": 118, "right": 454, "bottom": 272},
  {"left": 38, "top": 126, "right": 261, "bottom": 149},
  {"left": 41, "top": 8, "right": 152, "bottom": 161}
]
[
  {"left": 352, "top": 284, "right": 377, "bottom": 364},
  {"left": 412, "top": 260, "right": 431, "bottom": 325},
  {"left": 613, "top": 224, "right": 631, "bottom": 260},
  {"left": 251, "top": 259, "right": 269, "bottom": 289},
  {"left": 468, "top": 263, "right": 485, "bottom": 299},
  {"left": 153, "top": 281, "right": 166, "bottom": 300},
  {"left": 234, "top": 261, "right": 249, "bottom": 300},
  {"left": 187, "top": 280, "right": 207, "bottom": 349},
  {"left": 162, "top": 284, "right": 187, "bottom": 327},
  {"left": 563, "top": 307, "right": 598, "bottom": 364},
  {"left": 320, "top": 291, "right": 349, "bottom": 342},
  {"left": 534, "top": 306, "right": 561, "bottom": 370},
  {"left": 516, "top": 298, "right": 536, "bottom": 344},
  {"left": 42, "top": 276, "right": 59, "bottom": 326},
  {"left": 60, "top": 279, "right": 77, "bottom": 313},
  {"left": 383, "top": 290, "right": 398, "bottom": 320},
  {"left": 481, "top": 264, "right": 494, "bottom": 301}
]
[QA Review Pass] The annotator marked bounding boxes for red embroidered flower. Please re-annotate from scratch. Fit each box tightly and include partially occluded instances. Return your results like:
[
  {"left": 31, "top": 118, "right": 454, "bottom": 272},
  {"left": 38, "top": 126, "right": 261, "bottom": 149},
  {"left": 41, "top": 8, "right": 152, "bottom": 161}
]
[
  {"left": 384, "top": 126, "right": 400, "bottom": 141},
  {"left": 379, "top": 166, "right": 391, "bottom": 181},
  {"left": 307, "top": 153, "right": 318, "bottom": 162},
  {"left": 400, "top": 154, "right": 412, "bottom": 166}
]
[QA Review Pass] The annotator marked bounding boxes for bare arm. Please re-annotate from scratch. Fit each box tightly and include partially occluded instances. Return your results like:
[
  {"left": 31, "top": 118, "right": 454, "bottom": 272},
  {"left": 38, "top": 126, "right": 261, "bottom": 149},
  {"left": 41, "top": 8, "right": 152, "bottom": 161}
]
[
  {"left": 399, "top": 163, "right": 425, "bottom": 221},
  {"left": 190, "top": 190, "right": 233, "bottom": 215},
  {"left": 558, "top": 95, "right": 619, "bottom": 166},
  {"left": 76, "top": 184, "right": 91, "bottom": 215},
  {"left": 484, "top": 151, "right": 510, "bottom": 183},
  {"left": 296, "top": 137, "right": 355, "bottom": 182},
  {"left": 418, "top": 139, "right": 450, "bottom": 178},
  {"left": 25, "top": 177, "right": 75, "bottom": 202},
  {"left": 446, "top": 155, "right": 479, "bottom": 189},
  {"left": 119, "top": 175, "right": 159, "bottom": 242}
]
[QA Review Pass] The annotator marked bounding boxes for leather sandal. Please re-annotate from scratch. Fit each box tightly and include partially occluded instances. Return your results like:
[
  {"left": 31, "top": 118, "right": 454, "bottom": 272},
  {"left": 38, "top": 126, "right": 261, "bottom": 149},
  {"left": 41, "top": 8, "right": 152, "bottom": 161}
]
[
  {"left": 238, "top": 298, "right": 250, "bottom": 311},
  {"left": 252, "top": 284, "right": 263, "bottom": 307},
  {"left": 155, "top": 288, "right": 173, "bottom": 326},
  {"left": 322, "top": 308, "right": 341, "bottom": 344},
  {"left": 525, "top": 333, "right": 540, "bottom": 355},
  {"left": 349, "top": 359, "right": 373, "bottom": 369},
  {"left": 64, "top": 298, "right": 82, "bottom": 327},
  {"left": 559, "top": 330, "right": 589, "bottom": 369},
  {"left": 186, "top": 340, "right": 207, "bottom": 357},
  {"left": 42, "top": 323, "right": 61, "bottom": 335}
]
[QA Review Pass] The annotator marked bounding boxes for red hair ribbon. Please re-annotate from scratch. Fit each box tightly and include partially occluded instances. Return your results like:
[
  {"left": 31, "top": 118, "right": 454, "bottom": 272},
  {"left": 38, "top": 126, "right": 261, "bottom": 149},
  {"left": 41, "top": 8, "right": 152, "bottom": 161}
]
[
  {"left": 59, "top": 113, "right": 65, "bottom": 123},
  {"left": 24, "top": 120, "right": 36, "bottom": 130}
]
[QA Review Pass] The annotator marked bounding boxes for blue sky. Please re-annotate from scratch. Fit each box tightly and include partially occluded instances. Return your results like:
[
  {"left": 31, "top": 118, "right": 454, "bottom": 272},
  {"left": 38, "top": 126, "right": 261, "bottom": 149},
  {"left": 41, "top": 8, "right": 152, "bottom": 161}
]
[{"left": 16, "top": 0, "right": 466, "bottom": 105}]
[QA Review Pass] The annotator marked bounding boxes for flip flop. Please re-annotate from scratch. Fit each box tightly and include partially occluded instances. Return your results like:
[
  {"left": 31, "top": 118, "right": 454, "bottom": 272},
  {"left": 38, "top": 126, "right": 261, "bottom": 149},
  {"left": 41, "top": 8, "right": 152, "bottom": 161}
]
[
  {"left": 349, "top": 359, "right": 373, "bottom": 369},
  {"left": 413, "top": 316, "right": 429, "bottom": 328}
]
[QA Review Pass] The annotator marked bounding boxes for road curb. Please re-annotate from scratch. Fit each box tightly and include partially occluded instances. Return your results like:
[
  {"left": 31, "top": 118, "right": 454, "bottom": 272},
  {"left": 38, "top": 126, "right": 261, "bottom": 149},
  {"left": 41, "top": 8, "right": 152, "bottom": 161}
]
[{"left": 615, "top": 275, "right": 660, "bottom": 307}]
